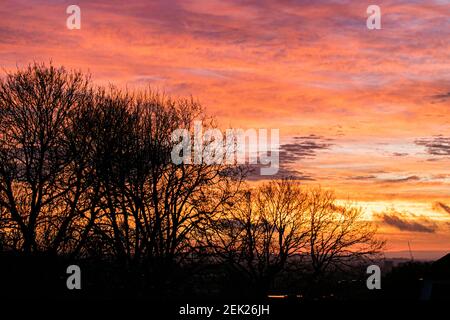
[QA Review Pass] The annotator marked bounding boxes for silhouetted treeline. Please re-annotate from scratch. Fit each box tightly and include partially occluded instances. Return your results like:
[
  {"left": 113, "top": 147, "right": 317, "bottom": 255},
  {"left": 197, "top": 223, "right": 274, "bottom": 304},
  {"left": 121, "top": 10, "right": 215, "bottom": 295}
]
[{"left": 0, "top": 63, "right": 384, "bottom": 299}]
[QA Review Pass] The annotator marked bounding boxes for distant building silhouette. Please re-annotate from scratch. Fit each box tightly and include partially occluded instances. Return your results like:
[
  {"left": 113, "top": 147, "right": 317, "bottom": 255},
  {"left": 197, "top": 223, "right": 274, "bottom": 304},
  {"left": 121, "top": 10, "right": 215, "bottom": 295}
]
[{"left": 421, "top": 253, "right": 450, "bottom": 300}]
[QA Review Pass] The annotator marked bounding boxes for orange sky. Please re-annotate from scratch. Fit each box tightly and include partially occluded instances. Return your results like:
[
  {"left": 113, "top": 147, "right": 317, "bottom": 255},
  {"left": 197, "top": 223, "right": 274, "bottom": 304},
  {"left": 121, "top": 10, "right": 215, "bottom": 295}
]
[{"left": 1, "top": 0, "right": 449, "bottom": 255}]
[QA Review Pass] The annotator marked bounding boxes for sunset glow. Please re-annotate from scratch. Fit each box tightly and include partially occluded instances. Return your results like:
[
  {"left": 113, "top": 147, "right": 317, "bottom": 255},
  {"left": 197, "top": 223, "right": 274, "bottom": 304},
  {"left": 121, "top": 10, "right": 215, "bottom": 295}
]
[{"left": 1, "top": 0, "right": 449, "bottom": 255}]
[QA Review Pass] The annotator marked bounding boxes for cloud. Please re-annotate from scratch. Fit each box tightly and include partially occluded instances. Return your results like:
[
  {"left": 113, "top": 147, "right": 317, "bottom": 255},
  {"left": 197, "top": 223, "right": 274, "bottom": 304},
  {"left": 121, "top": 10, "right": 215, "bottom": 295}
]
[
  {"left": 375, "top": 210, "right": 438, "bottom": 233},
  {"left": 432, "top": 202, "right": 450, "bottom": 215},
  {"left": 415, "top": 136, "right": 450, "bottom": 156},
  {"left": 392, "top": 152, "right": 408, "bottom": 157},
  {"left": 243, "top": 135, "right": 331, "bottom": 180},
  {"left": 430, "top": 91, "right": 450, "bottom": 102},
  {"left": 244, "top": 163, "right": 315, "bottom": 181},
  {"left": 347, "top": 175, "right": 376, "bottom": 181},
  {"left": 381, "top": 175, "right": 420, "bottom": 183},
  {"left": 1, "top": 0, "right": 448, "bottom": 131},
  {"left": 279, "top": 135, "right": 332, "bottom": 164}
]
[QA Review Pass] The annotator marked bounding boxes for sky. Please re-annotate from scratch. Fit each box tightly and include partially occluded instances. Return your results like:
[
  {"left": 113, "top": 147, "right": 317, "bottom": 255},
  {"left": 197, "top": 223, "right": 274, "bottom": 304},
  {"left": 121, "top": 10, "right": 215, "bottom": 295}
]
[{"left": 0, "top": 0, "right": 449, "bottom": 257}]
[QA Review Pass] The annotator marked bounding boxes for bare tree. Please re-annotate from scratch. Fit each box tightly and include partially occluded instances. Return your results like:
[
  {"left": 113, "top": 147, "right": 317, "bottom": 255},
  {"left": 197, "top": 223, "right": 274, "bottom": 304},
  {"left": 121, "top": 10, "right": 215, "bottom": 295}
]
[
  {"left": 306, "top": 187, "right": 385, "bottom": 279},
  {"left": 205, "top": 179, "right": 309, "bottom": 295},
  {"left": 0, "top": 63, "right": 91, "bottom": 253},
  {"left": 74, "top": 87, "right": 244, "bottom": 281},
  {"left": 0, "top": 63, "right": 244, "bottom": 271}
]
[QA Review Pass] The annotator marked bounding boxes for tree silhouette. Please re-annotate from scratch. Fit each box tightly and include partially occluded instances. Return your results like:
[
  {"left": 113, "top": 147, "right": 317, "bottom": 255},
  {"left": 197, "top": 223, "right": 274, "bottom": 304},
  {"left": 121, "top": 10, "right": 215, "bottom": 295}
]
[
  {"left": 204, "top": 179, "right": 307, "bottom": 295},
  {"left": 0, "top": 63, "right": 385, "bottom": 299},
  {"left": 306, "top": 187, "right": 385, "bottom": 279},
  {"left": 0, "top": 63, "right": 90, "bottom": 253},
  {"left": 204, "top": 180, "right": 384, "bottom": 296}
]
